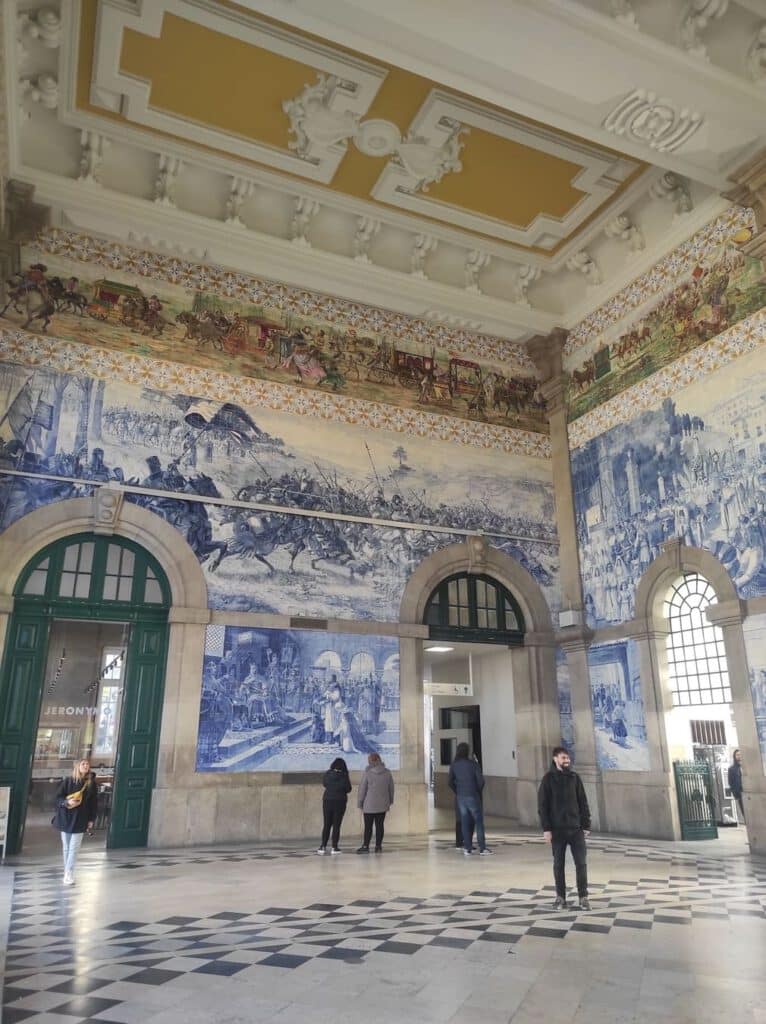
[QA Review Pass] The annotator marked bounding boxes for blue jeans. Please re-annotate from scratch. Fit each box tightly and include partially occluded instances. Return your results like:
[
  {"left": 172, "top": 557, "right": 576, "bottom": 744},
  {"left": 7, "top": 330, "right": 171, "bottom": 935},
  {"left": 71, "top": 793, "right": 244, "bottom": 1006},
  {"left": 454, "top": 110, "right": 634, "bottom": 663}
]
[
  {"left": 457, "top": 795, "right": 485, "bottom": 852},
  {"left": 61, "top": 831, "right": 84, "bottom": 876}
]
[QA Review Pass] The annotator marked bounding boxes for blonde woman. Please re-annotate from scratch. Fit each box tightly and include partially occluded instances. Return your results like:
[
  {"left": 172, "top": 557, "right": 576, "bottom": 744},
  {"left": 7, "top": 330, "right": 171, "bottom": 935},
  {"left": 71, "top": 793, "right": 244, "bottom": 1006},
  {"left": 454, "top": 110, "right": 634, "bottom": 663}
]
[{"left": 52, "top": 758, "right": 98, "bottom": 885}]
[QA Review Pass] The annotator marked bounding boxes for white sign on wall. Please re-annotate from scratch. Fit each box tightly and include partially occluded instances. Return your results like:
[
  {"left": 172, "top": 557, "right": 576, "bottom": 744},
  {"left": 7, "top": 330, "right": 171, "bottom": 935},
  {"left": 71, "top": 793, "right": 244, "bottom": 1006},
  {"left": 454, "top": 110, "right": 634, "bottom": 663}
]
[{"left": 424, "top": 681, "right": 473, "bottom": 697}]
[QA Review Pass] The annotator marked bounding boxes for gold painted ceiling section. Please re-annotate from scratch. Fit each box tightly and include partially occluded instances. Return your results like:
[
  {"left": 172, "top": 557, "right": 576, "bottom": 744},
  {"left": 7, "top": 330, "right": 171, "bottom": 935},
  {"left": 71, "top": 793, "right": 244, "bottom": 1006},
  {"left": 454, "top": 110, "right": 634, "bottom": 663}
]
[{"left": 77, "top": 0, "right": 643, "bottom": 253}]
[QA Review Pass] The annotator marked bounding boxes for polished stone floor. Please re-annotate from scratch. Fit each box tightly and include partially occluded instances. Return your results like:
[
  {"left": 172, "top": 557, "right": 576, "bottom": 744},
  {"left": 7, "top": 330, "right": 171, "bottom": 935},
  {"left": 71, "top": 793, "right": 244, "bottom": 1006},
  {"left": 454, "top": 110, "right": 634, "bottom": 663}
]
[{"left": 1, "top": 820, "right": 765, "bottom": 1024}]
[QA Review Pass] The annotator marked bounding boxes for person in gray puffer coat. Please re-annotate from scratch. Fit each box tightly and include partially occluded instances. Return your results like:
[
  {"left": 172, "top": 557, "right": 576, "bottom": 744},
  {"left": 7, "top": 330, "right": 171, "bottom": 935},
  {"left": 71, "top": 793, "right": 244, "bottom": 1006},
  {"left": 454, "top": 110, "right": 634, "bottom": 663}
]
[{"left": 356, "top": 752, "right": 394, "bottom": 853}]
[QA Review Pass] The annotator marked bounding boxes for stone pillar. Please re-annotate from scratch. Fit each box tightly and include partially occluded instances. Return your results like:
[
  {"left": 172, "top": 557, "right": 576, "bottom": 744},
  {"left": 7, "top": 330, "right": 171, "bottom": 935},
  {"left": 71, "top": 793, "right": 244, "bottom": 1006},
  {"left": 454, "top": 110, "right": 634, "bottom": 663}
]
[
  {"left": 529, "top": 328, "right": 602, "bottom": 820},
  {"left": 723, "top": 147, "right": 766, "bottom": 260},
  {"left": 512, "top": 631, "right": 559, "bottom": 824},
  {"left": 707, "top": 599, "right": 766, "bottom": 855}
]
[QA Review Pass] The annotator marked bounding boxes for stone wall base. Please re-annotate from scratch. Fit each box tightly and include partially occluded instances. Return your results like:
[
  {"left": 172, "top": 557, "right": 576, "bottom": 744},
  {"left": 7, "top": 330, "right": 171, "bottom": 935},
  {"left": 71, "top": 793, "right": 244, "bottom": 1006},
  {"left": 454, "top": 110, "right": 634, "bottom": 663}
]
[{"left": 148, "top": 781, "right": 428, "bottom": 848}]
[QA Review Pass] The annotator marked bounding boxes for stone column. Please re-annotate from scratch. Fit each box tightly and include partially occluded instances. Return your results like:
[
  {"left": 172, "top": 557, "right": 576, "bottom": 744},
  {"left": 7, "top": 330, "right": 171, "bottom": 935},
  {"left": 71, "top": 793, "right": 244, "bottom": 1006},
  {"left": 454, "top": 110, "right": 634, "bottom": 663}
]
[
  {"left": 707, "top": 599, "right": 766, "bottom": 855},
  {"left": 723, "top": 147, "right": 766, "bottom": 260},
  {"left": 529, "top": 329, "right": 602, "bottom": 820},
  {"left": 514, "top": 630, "right": 560, "bottom": 825}
]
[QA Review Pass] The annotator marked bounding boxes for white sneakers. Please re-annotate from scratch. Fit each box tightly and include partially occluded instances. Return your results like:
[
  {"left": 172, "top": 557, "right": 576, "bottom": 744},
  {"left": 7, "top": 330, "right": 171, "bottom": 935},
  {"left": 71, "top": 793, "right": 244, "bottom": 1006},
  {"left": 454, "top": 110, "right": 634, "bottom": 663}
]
[
  {"left": 331, "top": 848, "right": 342, "bottom": 855},
  {"left": 316, "top": 848, "right": 327, "bottom": 855},
  {"left": 63, "top": 873, "right": 74, "bottom": 885}
]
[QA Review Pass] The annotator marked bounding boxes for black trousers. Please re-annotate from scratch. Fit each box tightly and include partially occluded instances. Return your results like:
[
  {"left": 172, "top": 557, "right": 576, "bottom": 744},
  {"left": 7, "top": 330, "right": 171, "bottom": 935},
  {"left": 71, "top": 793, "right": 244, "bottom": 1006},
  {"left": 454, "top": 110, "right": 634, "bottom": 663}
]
[
  {"left": 320, "top": 800, "right": 347, "bottom": 849},
  {"left": 735, "top": 793, "right": 746, "bottom": 823},
  {"left": 362, "top": 811, "right": 386, "bottom": 849},
  {"left": 551, "top": 828, "right": 588, "bottom": 899}
]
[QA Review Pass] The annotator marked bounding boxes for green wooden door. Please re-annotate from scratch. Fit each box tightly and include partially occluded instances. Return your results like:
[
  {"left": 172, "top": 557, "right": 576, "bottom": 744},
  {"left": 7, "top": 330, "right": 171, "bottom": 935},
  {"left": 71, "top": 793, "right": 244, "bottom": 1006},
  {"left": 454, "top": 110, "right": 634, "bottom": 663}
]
[
  {"left": 673, "top": 760, "right": 718, "bottom": 840},
  {"left": 0, "top": 612, "right": 50, "bottom": 855},
  {"left": 0, "top": 533, "right": 171, "bottom": 854},
  {"left": 109, "top": 620, "right": 168, "bottom": 848}
]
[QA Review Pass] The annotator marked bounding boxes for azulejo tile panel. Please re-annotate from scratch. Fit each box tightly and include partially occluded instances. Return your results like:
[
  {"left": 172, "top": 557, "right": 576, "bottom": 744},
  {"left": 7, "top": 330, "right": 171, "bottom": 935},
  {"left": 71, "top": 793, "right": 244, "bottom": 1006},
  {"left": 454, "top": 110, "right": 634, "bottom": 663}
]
[
  {"left": 568, "top": 307, "right": 766, "bottom": 450},
  {"left": 0, "top": 327, "right": 551, "bottom": 457},
  {"left": 566, "top": 206, "right": 754, "bottom": 356},
  {"left": 31, "top": 228, "right": 535, "bottom": 371},
  {"left": 6, "top": 231, "right": 547, "bottom": 436}
]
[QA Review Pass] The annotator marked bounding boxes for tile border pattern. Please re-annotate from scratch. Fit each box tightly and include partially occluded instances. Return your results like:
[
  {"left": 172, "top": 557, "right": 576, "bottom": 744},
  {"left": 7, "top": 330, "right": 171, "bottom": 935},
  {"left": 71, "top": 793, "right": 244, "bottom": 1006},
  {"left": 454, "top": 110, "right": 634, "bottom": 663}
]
[
  {"left": 0, "top": 327, "right": 552, "bottom": 458},
  {"left": 565, "top": 205, "right": 755, "bottom": 356},
  {"left": 568, "top": 306, "right": 766, "bottom": 449},
  {"left": 30, "top": 229, "right": 535, "bottom": 372}
]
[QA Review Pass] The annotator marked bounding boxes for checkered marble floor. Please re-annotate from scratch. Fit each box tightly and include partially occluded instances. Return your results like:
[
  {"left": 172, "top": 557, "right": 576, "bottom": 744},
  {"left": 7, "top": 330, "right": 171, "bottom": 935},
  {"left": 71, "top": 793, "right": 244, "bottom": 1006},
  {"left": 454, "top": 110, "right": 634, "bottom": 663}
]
[{"left": 2, "top": 828, "right": 766, "bottom": 1024}]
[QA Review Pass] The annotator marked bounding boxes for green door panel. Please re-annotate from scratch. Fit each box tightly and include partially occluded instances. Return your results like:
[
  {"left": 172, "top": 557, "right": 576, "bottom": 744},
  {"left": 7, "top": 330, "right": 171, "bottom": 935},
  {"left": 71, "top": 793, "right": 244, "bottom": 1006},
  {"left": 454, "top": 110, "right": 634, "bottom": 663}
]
[
  {"left": 109, "top": 620, "right": 168, "bottom": 848},
  {"left": 0, "top": 614, "right": 51, "bottom": 855}
]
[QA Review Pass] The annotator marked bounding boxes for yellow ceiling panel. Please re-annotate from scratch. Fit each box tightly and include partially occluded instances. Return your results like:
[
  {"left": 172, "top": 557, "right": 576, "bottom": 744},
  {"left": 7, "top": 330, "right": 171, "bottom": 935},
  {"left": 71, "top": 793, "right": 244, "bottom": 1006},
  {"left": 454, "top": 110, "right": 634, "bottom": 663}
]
[
  {"left": 428, "top": 128, "right": 585, "bottom": 227},
  {"left": 120, "top": 14, "right": 318, "bottom": 149}
]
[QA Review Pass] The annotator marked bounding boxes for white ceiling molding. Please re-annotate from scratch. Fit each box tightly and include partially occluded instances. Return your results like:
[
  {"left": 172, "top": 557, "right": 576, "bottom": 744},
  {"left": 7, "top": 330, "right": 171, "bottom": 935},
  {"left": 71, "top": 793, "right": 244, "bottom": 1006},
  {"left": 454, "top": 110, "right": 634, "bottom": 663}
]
[
  {"left": 88, "top": 0, "right": 388, "bottom": 183},
  {"left": 370, "top": 90, "right": 640, "bottom": 248}
]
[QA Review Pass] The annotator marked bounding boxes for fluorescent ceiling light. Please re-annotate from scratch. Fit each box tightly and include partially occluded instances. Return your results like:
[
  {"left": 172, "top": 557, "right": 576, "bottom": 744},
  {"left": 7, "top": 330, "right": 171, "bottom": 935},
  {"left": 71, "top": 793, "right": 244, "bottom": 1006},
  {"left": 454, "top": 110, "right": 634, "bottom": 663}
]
[{"left": 425, "top": 645, "right": 454, "bottom": 653}]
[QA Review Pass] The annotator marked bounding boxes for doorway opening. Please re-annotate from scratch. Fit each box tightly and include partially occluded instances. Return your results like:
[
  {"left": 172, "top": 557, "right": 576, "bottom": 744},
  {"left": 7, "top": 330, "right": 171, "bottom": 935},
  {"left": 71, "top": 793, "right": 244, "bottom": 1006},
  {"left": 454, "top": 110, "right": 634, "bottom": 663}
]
[
  {"left": 0, "top": 532, "right": 170, "bottom": 855},
  {"left": 663, "top": 572, "right": 747, "bottom": 841},
  {"left": 420, "top": 571, "right": 525, "bottom": 831}
]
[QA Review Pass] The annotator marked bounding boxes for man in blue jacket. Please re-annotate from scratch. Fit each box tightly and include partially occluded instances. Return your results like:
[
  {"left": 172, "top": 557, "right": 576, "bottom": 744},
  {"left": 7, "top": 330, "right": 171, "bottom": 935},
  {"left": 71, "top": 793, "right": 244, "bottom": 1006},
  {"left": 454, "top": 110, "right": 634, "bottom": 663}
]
[
  {"left": 538, "top": 746, "right": 591, "bottom": 910},
  {"left": 448, "top": 743, "right": 492, "bottom": 856}
]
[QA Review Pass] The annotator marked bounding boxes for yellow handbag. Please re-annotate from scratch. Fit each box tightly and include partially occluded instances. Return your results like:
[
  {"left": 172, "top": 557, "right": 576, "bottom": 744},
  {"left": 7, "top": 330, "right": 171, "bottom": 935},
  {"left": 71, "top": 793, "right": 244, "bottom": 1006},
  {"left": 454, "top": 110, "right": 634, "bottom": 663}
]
[{"left": 65, "top": 780, "right": 90, "bottom": 808}]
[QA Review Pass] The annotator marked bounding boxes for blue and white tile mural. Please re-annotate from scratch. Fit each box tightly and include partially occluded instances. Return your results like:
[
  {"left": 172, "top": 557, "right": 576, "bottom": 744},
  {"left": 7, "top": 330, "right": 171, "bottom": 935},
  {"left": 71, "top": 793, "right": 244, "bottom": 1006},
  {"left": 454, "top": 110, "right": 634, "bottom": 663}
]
[
  {"left": 588, "top": 640, "right": 649, "bottom": 771},
  {"left": 743, "top": 614, "right": 766, "bottom": 775},
  {"left": 196, "top": 626, "right": 400, "bottom": 772},
  {"left": 0, "top": 360, "right": 559, "bottom": 620},
  {"left": 572, "top": 345, "right": 766, "bottom": 628},
  {"left": 556, "top": 648, "right": 575, "bottom": 760}
]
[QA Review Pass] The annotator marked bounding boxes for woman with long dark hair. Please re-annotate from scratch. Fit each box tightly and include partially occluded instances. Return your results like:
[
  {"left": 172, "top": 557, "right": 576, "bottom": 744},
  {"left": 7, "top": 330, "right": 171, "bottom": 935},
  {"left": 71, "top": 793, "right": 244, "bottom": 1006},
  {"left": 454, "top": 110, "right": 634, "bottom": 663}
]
[
  {"left": 317, "top": 757, "right": 352, "bottom": 855},
  {"left": 52, "top": 758, "right": 98, "bottom": 885}
]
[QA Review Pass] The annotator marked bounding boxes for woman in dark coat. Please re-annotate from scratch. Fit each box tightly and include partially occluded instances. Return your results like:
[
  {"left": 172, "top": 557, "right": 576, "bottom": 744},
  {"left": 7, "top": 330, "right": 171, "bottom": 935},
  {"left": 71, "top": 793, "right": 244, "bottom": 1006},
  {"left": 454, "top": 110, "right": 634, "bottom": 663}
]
[
  {"left": 317, "top": 757, "right": 352, "bottom": 855},
  {"left": 52, "top": 758, "right": 98, "bottom": 885}
]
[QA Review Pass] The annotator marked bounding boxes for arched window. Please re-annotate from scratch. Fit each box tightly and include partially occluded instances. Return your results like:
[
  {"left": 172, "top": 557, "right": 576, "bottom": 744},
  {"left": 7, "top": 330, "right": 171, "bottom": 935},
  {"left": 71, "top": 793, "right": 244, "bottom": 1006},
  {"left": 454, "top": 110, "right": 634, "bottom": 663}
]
[
  {"left": 664, "top": 573, "right": 731, "bottom": 706},
  {"left": 424, "top": 572, "right": 524, "bottom": 644},
  {"left": 15, "top": 534, "right": 170, "bottom": 611}
]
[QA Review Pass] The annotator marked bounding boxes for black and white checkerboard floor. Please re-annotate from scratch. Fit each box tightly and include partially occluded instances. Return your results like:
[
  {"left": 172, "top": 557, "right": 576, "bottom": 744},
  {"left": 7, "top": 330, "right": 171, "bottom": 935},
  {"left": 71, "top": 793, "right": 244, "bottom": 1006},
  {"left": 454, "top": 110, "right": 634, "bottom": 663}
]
[{"left": 2, "top": 829, "right": 766, "bottom": 1024}]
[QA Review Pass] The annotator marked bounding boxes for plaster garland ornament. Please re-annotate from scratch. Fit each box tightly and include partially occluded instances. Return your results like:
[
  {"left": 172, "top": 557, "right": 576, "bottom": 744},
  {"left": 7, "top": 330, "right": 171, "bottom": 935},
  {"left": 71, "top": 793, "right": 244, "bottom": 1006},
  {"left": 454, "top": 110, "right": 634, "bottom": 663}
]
[
  {"left": 649, "top": 170, "right": 694, "bottom": 216},
  {"left": 290, "top": 197, "right": 319, "bottom": 246},
  {"left": 680, "top": 0, "right": 729, "bottom": 61},
  {"left": 746, "top": 24, "right": 766, "bottom": 85},
  {"left": 284, "top": 76, "right": 467, "bottom": 193},
  {"left": 353, "top": 216, "right": 380, "bottom": 262},
  {"left": 78, "top": 130, "right": 110, "bottom": 185},
  {"left": 225, "top": 176, "right": 254, "bottom": 226},
  {"left": 603, "top": 89, "right": 703, "bottom": 154},
  {"left": 395, "top": 122, "right": 468, "bottom": 193},
  {"left": 282, "top": 74, "right": 359, "bottom": 157},
  {"left": 566, "top": 250, "right": 602, "bottom": 286},
  {"left": 18, "top": 73, "right": 58, "bottom": 118},
  {"left": 154, "top": 154, "right": 183, "bottom": 206},
  {"left": 17, "top": 7, "right": 62, "bottom": 51},
  {"left": 411, "top": 233, "right": 437, "bottom": 277},
  {"left": 464, "top": 249, "right": 490, "bottom": 293},
  {"left": 604, "top": 212, "right": 645, "bottom": 253},
  {"left": 516, "top": 264, "right": 541, "bottom": 306},
  {"left": 610, "top": 0, "right": 640, "bottom": 28}
]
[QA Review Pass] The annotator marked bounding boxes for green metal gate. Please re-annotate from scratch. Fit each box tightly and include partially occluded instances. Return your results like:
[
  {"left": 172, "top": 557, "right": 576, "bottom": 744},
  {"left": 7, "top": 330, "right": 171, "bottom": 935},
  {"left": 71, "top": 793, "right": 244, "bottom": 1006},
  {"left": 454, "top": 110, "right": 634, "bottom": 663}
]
[{"left": 673, "top": 760, "right": 718, "bottom": 840}]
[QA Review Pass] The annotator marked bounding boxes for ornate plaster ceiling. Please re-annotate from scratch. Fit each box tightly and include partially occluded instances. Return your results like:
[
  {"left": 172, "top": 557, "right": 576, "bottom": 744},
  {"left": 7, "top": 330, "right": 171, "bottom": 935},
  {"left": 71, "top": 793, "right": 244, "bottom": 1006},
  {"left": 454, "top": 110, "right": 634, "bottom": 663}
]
[{"left": 3, "top": 0, "right": 766, "bottom": 344}]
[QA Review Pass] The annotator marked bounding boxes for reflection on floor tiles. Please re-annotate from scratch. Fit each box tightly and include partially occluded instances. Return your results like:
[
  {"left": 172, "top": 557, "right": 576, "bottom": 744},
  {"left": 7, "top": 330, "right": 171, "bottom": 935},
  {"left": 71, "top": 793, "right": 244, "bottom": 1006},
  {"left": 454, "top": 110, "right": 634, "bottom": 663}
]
[{"left": 2, "top": 828, "right": 766, "bottom": 1023}]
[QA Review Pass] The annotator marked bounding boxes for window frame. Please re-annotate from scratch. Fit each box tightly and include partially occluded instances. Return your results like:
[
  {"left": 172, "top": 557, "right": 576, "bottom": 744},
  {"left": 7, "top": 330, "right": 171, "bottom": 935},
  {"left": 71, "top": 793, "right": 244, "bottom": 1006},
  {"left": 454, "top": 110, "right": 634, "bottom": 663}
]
[
  {"left": 424, "top": 572, "right": 525, "bottom": 645},
  {"left": 664, "top": 573, "right": 732, "bottom": 707}
]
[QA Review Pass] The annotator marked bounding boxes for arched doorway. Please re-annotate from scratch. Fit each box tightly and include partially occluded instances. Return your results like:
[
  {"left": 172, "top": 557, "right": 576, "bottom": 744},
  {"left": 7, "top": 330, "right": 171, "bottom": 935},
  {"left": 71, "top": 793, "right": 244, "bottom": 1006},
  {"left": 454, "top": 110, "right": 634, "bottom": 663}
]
[
  {"left": 0, "top": 532, "right": 171, "bottom": 853},
  {"left": 399, "top": 540, "right": 557, "bottom": 830}
]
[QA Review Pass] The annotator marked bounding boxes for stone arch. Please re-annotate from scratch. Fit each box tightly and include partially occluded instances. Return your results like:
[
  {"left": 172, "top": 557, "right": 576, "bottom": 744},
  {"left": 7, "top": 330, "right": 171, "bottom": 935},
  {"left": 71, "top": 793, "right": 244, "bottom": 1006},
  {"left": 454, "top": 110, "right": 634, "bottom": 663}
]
[
  {"left": 634, "top": 538, "right": 738, "bottom": 627},
  {"left": 399, "top": 538, "right": 553, "bottom": 636},
  {"left": 0, "top": 496, "right": 208, "bottom": 611}
]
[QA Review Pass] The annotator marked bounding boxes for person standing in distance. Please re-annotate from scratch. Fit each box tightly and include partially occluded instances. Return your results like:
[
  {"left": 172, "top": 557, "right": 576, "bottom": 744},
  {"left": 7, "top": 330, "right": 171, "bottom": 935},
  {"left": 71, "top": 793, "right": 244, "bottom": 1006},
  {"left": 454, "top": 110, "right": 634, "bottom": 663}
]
[
  {"left": 356, "top": 752, "right": 394, "bottom": 853},
  {"left": 728, "top": 748, "right": 745, "bottom": 823},
  {"left": 538, "top": 746, "right": 591, "bottom": 910},
  {"left": 448, "top": 742, "right": 491, "bottom": 856},
  {"left": 52, "top": 758, "right": 98, "bottom": 886}
]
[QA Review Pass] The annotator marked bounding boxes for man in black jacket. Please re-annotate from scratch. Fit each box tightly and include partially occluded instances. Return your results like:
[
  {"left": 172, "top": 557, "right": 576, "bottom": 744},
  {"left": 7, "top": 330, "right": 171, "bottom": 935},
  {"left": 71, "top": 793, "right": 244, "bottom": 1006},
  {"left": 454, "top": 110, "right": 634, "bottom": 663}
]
[{"left": 538, "top": 746, "right": 591, "bottom": 910}]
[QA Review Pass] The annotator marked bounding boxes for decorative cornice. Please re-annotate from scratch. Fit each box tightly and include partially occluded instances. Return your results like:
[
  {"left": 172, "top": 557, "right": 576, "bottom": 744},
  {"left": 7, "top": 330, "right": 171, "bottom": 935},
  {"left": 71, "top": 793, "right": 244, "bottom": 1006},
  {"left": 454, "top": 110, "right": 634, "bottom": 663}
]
[
  {"left": 30, "top": 228, "right": 535, "bottom": 371},
  {"left": 568, "top": 305, "right": 766, "bottom": 448},
  {"left": 0, "top": 327, "right": 551, "bottom": 458},
  {"left": 565, "top": 205, "right": 753, "bottom": 355}
]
